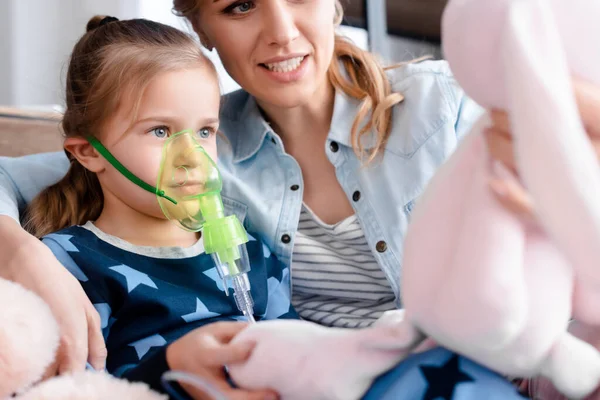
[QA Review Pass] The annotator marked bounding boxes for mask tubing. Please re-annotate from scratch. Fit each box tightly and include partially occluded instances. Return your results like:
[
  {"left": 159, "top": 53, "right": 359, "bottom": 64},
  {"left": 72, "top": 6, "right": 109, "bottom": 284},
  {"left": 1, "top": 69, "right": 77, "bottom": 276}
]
[{"left": 161, "top": 370, "right": 230, "bottom": 400}]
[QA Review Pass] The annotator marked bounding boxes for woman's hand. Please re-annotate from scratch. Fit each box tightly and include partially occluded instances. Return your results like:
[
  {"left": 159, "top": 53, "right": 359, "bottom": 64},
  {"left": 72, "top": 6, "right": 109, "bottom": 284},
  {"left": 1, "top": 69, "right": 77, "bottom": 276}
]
[
  {"left": 0, "top": 216, "right": 107, "bottom": 376},
  {"left": 485, "top": 78, "right": 600, "bottom": 217},
  {"left": 166, "top": 321, "right": 278, "bottom": 400}
]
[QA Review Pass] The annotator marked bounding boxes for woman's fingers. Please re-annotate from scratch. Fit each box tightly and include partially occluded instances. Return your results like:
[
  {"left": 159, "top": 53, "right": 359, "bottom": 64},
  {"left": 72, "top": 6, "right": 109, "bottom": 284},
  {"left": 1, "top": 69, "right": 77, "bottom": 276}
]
[
  {"left": 86, "top": 303, "right": 108, "bottom": 371},
  {"left": 573, "top": 78, "right": 600, "bottom": 138},
  {"left": 41, "top": 359, "right": 59, "bottom": 381},
  {"left": 55, "top": 302, "right": 89, "bottom": 374},
  {"left": 489, "top": 109, "right": 511, "bottom": 137},
  {"left": 485, "top": 127, "right": 518, "bottom": 174}
]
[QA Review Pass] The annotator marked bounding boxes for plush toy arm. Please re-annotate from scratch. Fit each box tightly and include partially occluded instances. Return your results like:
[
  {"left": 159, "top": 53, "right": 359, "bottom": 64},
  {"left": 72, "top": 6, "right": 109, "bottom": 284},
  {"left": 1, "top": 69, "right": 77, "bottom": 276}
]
[
  {"left": 504, "top": 0, "right": 600, "bottom": 324},
  {"left": 401, "top": 123, "right": 527, "bottom": 348}
]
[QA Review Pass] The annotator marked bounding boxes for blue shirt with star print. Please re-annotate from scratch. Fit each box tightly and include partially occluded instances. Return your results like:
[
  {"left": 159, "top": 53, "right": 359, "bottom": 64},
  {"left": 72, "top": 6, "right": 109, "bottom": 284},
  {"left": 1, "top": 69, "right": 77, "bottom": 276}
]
[{"left": 42, "top": 222, "right": 298, "bottom": 380}]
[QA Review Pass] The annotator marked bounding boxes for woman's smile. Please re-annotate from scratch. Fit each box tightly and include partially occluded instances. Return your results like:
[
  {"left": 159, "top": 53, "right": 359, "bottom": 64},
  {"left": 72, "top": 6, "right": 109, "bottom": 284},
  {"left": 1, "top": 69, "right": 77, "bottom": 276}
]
[{"left": 258, "top": 54, "right": 310, "bottom": 83}]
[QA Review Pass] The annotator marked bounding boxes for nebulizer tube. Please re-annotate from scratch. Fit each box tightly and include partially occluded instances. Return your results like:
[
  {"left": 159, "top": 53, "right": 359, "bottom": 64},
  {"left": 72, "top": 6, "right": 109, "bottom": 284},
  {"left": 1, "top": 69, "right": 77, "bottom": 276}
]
[{"left": 197, "top": 192, "right": 256, "bottom": 323}]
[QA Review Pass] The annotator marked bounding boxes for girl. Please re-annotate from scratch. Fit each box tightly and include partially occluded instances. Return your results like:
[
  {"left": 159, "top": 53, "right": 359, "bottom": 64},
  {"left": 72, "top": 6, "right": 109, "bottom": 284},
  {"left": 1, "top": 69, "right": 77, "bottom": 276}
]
[{"left": 24, "top": 15, "right": 293, "bottom": 399}]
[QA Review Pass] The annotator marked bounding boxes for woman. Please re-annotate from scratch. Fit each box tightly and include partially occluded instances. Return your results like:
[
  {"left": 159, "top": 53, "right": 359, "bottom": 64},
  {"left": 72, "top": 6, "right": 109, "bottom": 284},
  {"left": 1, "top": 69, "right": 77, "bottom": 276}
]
[{"left": 0, "top": 0, "right": 599, "bottom": 398}]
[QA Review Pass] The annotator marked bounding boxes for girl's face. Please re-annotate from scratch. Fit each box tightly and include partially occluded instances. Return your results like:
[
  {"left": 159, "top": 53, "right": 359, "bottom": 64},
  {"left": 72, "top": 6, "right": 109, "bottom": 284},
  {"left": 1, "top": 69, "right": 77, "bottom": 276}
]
[
  {"left": 96, "top": 66, "right": 220, "bottom": 219},
  {"left": 195, "top": 0, "right": 337, "bottom": 108}
]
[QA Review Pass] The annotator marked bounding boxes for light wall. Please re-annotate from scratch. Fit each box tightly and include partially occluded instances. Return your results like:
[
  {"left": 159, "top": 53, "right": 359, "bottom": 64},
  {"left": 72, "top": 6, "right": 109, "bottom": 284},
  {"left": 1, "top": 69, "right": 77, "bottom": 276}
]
[
  {"left": 0, "top": 0, "right": 140, "bottom": 108},
  {"left": 0, "top": 0, "right": 435, "bottom": 108}
]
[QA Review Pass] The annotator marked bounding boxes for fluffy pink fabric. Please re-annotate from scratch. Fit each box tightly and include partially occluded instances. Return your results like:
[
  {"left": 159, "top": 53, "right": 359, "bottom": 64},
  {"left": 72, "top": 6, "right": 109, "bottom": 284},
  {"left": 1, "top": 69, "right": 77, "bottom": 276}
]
[
  {"left": 0, "top": 278, "right": 59, "bottom": 397},
  {"left": 227, "top": 318, "right": 419, "bottom": 400},
  {"left": 398, "top": 0, "right": 600, "bottom": 398},
  {"left": 15, "top": 371, "right": 167, "bottom": 400}
]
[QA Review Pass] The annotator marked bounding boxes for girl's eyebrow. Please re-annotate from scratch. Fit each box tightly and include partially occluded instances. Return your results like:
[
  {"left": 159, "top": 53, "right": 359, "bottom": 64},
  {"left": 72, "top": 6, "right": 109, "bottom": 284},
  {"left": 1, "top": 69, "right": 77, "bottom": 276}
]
[
  {"left": 131, "top": 116, "right": 178, "bottom": 127},
  {"left": 130, "top": 116, "right": 220, "bottom": 129},
  {"left": 200, "top": 118, "right": 220, "bottom": 125}
]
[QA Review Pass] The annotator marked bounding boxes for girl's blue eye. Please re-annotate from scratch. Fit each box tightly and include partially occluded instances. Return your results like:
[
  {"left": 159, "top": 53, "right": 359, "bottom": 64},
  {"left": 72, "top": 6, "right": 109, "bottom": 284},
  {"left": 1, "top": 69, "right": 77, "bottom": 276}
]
[
  {"left": 236, "top": 2, "right": 252, "bottom": 13},
  {"left": 198, "top": 128, "right": 212, "bottom": 139},
  {"left": 151, "top": 127, "right": 169, "bottom": 138}
]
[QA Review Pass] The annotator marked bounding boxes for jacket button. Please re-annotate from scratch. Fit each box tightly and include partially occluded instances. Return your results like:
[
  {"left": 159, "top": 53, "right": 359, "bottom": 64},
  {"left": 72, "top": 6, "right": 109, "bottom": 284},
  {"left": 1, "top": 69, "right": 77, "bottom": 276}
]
[
  {"left": 352, "top": 191, "right": 361, "bottom": 202},
  {"left": 290, "top": 184, "right": 300, "bottom": 191},
  {"left": 376, "top": 241, "right": 387, "bottom": 253},
  {"left": 281, "top": 234, "right": 291, "bottom": 244},
  {"left": 329, "top": 141, "right": 339, "bottom": 153}
]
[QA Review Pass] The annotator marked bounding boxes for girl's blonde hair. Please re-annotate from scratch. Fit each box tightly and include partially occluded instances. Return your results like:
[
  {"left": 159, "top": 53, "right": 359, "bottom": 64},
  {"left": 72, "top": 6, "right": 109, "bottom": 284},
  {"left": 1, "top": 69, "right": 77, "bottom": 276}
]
[
  {"left": 173, "top": 0, "right": 406, "bottom": 163},
  {"left": 24, "top": 16, "right": 215, "bottom": 238}
]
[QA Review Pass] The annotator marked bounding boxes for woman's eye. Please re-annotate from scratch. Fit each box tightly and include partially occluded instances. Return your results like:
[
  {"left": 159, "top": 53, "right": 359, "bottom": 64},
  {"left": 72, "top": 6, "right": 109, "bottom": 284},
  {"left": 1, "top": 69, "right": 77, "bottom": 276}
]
[
  {"left": 225, "top": 1, "right": 254, "bottom": 15},
  {"left": 197, "top": 128, "right": 212, "bottom": 139},
  {"left": 151, "top": 127, "right": 169, "bottom": 138}
]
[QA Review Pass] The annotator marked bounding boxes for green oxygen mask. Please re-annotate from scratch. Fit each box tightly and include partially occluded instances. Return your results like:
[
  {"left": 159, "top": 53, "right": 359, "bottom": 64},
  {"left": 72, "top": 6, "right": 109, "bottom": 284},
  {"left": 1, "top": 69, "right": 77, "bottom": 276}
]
[{"left": 87, "top": 130, "right": 256, "bottom": 322}]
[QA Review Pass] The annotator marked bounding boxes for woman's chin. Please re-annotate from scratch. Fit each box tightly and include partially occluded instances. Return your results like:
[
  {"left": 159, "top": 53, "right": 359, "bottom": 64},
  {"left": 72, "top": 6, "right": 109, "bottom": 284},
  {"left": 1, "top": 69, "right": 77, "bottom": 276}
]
[{"left": 253, "top": 85, "right": 319, "bottom": 109}]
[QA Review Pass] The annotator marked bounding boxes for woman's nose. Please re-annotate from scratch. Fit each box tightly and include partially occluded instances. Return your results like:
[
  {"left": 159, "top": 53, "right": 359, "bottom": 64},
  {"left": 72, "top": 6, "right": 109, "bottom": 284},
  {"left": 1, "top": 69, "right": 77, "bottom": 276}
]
[{"left": 262, "top": 0, "right": 300, "bottom": 47}]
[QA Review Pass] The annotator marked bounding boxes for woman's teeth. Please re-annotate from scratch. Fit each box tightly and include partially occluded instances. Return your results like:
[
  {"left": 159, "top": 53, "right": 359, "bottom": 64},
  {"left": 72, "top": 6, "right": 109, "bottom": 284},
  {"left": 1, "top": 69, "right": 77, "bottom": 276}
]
[{"left": 264, "top": 56, "right": 305, "bottom": 73}]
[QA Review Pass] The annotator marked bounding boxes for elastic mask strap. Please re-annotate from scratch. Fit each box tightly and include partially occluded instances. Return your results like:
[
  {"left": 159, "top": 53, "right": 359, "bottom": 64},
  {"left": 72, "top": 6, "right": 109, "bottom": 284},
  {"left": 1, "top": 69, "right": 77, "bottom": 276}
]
[{"left": 86, "top": 136, "right": 177, "bottom": 205}]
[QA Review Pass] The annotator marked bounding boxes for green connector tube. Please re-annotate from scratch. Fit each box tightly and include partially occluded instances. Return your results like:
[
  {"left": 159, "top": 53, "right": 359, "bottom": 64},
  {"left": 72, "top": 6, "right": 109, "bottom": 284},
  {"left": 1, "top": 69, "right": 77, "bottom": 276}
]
[{"left": 198, "top": 193, "right": 249, "bottom": 276}]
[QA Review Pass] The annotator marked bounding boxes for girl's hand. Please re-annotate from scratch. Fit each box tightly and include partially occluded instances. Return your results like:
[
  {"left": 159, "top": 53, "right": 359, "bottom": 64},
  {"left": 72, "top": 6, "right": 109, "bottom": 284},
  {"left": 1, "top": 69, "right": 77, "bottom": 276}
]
[{"left": 166, "top": 321, "right": 278, "bottom": 400}]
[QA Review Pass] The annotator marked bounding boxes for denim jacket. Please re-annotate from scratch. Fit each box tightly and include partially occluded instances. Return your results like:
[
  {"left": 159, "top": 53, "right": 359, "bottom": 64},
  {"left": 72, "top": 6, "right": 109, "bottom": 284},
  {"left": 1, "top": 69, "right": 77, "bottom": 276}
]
[{"left": 0, "top": 60, "right": 483, "bottom": 305}]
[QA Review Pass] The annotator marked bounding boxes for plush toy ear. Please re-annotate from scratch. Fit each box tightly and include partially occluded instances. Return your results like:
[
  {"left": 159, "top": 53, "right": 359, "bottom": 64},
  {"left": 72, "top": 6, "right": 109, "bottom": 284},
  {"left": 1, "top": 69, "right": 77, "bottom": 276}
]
[
  {"left": 441, "top": 0, "right": 511, "bottom": 108},
  {"left": 503, "top": 0, "right": 600, "bottom": 295}
]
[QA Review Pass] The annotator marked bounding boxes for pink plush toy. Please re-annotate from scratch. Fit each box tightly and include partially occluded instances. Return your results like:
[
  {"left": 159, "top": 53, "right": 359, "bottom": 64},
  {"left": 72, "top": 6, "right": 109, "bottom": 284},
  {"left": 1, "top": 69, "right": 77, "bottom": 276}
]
[
  {"left": 396, "top": 0, "right": 600, "bottom": 398},
  {"left": 0, "top": 278, "right": 166, "bottom": 400},
  {"left": 227, "top": 318, "right": 416, "bottom": 400}
]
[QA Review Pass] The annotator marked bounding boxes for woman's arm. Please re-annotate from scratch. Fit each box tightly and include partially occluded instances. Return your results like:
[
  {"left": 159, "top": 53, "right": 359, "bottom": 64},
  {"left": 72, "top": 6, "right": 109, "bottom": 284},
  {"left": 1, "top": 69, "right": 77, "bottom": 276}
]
[
  {"left": 0, "top": 152, "right": 105, "bottom": 375},
  {"left": 0, "top": 152, "right": 69, "bottom": 220},
  {"left": 0, "top": 215, "right": 107, "bottom": 375}
]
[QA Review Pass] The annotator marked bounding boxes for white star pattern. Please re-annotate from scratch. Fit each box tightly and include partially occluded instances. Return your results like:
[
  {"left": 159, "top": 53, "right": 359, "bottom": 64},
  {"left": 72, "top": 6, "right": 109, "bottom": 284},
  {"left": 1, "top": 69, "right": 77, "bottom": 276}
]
[
  {"left": 182, "top": 298, "right": 220, "bottom": 322},
  {"left": 262, "top": 243, "right": 272, "bottom": 258},
  {"left": 203, "top": 267, "right": 234, "bottom": 292},
  {"left": 109, "top": 264, "right": 158, "bottom": 293},
  {"left": 93, "top": 303, "right": 112, "bottom": 329},
  {"left": 264, "top": 268, "right": 291, "bottom": 319},
  {"left": 42, "top": 237, "right": 89, "bottom": 282},
  {"left": 44, "top": 233, "right": 79, "bottom": 252},
  {"left": 128, "top": 334, "right": 167, "bottom": 360}
]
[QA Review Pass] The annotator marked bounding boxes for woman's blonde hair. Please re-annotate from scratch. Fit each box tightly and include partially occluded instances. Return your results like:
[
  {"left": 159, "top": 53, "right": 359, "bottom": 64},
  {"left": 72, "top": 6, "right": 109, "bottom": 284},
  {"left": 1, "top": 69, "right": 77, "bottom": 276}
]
[
  {"left": 173, "top": 0, "right": 408, "bottom": 164},
  {"left": 24, "top": 16, "right": 215, "bottom": 238}
]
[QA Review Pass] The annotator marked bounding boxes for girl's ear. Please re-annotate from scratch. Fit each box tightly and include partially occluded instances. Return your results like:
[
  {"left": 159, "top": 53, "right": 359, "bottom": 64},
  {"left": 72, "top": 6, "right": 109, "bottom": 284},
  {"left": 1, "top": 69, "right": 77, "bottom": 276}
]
[{"left": 64, "top": 137, "right": 105, "bottom": 173}]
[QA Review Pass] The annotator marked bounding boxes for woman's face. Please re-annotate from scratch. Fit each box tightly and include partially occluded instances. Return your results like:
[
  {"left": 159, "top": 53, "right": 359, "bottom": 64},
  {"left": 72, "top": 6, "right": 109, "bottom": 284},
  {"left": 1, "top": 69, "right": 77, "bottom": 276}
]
[{"left": 195, "top": 0, "right": 337, "bottom": 108}]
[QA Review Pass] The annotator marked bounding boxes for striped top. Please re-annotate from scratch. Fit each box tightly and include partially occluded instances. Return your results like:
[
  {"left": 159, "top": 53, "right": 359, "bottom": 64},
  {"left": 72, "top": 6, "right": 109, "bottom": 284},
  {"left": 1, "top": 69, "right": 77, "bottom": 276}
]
[{"left": 291, "top": 205, "right": 397, "bottom": 328}]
